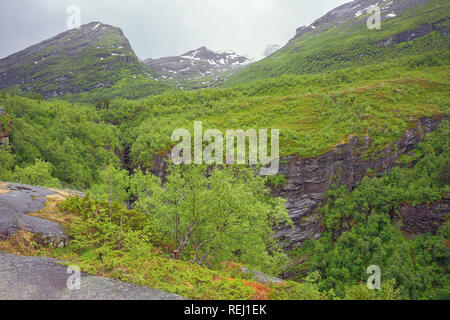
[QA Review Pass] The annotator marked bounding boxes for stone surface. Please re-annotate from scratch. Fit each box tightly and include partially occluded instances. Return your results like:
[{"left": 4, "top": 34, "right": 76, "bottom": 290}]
[
  {"left": 0, "top": 252, "right": 186, "bottom": 300},
  {"left": 289, "top": 0, "right": 431, "bottom": 43},
  {"left": 0, "top": 183, "right": 68, "bottom": 246},
  {"left": 395, "top": 198, "right": 449, "bottom": 237},
  {"left": 240, "top": 267, "right": 283, "bottom": 284},
  {"left": 377, "top": 20, "right": 448, "bottom": 47}
]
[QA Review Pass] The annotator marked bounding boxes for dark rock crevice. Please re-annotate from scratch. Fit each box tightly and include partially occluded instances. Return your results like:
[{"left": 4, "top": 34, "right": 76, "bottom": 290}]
[
  {"left": 376, "top": 19, "right": 449, "bottom": 47},
  {"left": 393, "top": 198, "right": 449, "bottom": 237}
]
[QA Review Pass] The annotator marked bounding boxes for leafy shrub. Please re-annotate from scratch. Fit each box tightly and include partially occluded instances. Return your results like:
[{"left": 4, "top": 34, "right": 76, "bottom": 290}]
[{"left": 10, "top": 159, "right": 60, "bottom": 187}]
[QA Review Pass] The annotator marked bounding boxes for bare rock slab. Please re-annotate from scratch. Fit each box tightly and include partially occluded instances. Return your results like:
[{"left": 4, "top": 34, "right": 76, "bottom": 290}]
[
  {"left": 0, "top": 183, "right": 68, "bottom": 246},
  {"left": 0, "top": 252, "right": 186, "bottom": 300}
]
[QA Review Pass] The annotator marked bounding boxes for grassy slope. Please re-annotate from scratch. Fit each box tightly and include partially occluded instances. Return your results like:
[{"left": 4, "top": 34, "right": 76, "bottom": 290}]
[
  {"left": 226, "top": 0, "right": 449, "bottom": 84},
  {"left": 100, "top": 64, "right": 448, "bottom": 168}
]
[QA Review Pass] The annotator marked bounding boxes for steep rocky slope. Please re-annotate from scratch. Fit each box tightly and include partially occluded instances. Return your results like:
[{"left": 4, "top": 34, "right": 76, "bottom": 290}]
[
  {"left": 0, "top": 22, "right": 160, "bottom": 98},
  {"left": 144, "top": 46, "right": 252, "bottom": 88},
  {"left": 145, "top": 117, "right": 448, "bottom": 248},
  {"left": 396, "top": 198, "right": 448, "bottom": 237},
  {"left": 273, "top": 116, "right": 448, "bottom": 248}
]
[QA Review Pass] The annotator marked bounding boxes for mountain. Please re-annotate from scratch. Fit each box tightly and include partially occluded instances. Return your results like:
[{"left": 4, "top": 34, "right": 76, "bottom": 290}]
[
  {"left": 290, "top": 0, "right": 431, "bottom": 42},
  {"left": 227, "top": 0, "right": 449, "bottom": 84},
  {"left": 0, "top": 22, "right": 168, "bottom": 99},
  {"left": 143, "top": 46, "right": 252, "bottom": 88},
  {"left": 0, "top": 0, "right": 448, "bottom": 301}
]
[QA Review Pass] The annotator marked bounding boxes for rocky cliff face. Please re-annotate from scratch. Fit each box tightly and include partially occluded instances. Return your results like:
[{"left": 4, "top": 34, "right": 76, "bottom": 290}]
[
  {"left": 0, "top": 22, "right": 147, "bottom": 97},
  {"left": 394, "top": 198, "right": 449, "bottom": 237},
  {"left": 144, "top": 47, "right": 252, "bottom": 88},
  {"left": 273, "top": 116, "right": 446, "bottom": 248},
  {"left": 144, "top": 117, "right": 446, "bottom": 248}
]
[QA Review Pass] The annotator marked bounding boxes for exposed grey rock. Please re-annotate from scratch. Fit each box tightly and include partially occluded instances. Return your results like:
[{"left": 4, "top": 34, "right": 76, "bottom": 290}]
[
  {"left": 142, "top": 117, "right": 446, "bottom": 248},
  {"left": 0, "top": 183, "right": 68, "bottom": 246},
  {"left": 377, "top": 20, "right": 449, "bottom": 47},
  {"left": 394, "top": 198, "right": 449, "bottom": 237},
  {"left": 0, "top": 252, "right": 186, "bottom": 300},
  {"left": 274, "top": 116, "right": 446, "bottom": 248},
  {"left": 240, "top": 267, "right": 283, "bottom": 284}
]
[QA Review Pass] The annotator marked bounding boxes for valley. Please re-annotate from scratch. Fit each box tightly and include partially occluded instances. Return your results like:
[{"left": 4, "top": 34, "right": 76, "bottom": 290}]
[{"left": 0, "top": 0, "right": 448, "bottom": 301}]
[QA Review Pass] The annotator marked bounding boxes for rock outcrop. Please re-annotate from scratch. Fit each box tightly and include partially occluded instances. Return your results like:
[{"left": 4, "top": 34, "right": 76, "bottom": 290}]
[
  {"left": 273, "top": 116, "right": 446, "bottom": 248},
  {"left": 0, "top": 252, "right": 186, "bottom": 300},
  {"left": 395, "top": 198, "right": 449, "bottom": 237},
  {"left": 377, "top": 20, "right": 449, "bottom": 47},
  {"left": 0, "top": 183, "right": 68, "bottom": 247},
  {"left": 145, "top": 117, "right": 446, "bottom": 248},
  {"left": 0, "top": 106, "right": 10, "bottom": 148}
]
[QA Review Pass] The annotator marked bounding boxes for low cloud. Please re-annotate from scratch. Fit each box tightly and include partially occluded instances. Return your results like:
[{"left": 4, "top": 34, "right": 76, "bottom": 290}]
[{"left": 0, "top": 0, "right": 351, "bottom": 59}]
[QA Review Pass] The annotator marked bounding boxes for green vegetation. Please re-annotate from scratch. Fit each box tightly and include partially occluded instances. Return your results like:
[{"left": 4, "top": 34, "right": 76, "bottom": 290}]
[
  {"left": 49, "top": 165, "right": 323, "bottom": 300},
  {"left": 292, "top": 123, "right": 449, "bottom": 300},
  {"left": 0, "top": 22, "right": 174, "bottom": 102},
  {"left": 0, "top": 0, "right": 448, "bottom": 301},
  {"left": 0, "top": 94, "right": 120, "bottom": 189},
  {"left": 34, "top": 164, "right": 399, "bottom": 300}
]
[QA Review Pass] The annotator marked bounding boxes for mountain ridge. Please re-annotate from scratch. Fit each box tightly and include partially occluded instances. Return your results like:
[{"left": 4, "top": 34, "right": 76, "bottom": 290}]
[
  {"left": 144, "top": 46, "right": 252, "bottom": 89},
  {"left": 0, "top": 22, "right": 161, "bottom": 98}
]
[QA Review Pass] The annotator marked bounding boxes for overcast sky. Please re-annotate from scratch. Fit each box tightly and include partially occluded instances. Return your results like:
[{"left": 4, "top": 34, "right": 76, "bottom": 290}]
[{"left": 0, "top": 0, "right": 352, "bottom": 60}]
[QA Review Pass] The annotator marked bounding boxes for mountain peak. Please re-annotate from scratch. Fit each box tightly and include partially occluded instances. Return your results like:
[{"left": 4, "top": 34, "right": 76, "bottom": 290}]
[
  {"left": 145, "top": 47, "right": 252, "bottom": 88},
  {"left": 0, "top": 21, "right": 143, "bottom": 97}
]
